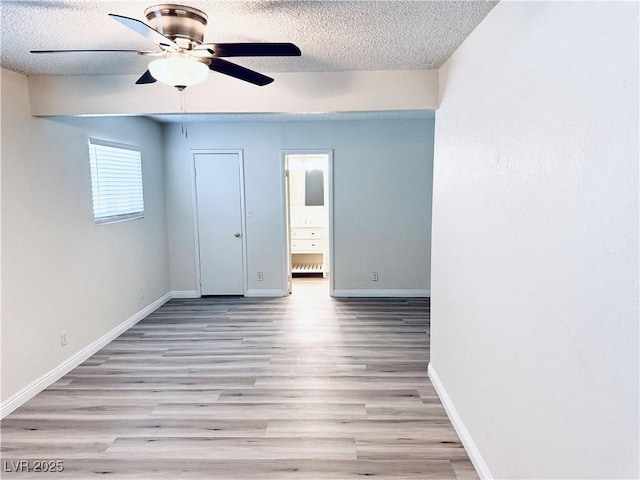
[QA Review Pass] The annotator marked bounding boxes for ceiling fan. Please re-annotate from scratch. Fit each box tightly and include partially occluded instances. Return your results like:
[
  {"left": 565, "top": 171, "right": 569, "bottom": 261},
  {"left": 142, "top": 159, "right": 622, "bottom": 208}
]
[{"left": 31, "top": 4, "right": 301, "bottom": 90}]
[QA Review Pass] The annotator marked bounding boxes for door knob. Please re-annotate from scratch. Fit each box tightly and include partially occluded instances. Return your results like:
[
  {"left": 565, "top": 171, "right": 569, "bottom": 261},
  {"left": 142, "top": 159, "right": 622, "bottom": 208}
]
[{"left": 234, "top": 232, "right": 241, "bottom": 238}]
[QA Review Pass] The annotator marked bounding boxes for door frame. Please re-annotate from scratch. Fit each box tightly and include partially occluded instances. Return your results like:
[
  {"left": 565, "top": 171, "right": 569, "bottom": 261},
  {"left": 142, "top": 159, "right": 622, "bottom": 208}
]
[
  {"left": 280, "top": 149, "right": 335, "bottom": 296},
  {"left": 191, "top": 149, "right": 248, "bottom": 297}
]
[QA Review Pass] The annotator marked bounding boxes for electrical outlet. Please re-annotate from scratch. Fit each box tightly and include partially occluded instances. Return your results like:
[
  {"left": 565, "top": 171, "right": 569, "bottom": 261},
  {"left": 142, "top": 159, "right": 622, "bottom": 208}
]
[
  {"left": 60, "top": 331, "right": 67, "bottom": 347},
  {"left": 372, "top": 272, "right": 379, "bottom": 281},
  {"left": 139, "top": 287, "right": 144, "bottom": 300},
  {"left": 257, "top": 272, "right": 264, "bottom": 281}
]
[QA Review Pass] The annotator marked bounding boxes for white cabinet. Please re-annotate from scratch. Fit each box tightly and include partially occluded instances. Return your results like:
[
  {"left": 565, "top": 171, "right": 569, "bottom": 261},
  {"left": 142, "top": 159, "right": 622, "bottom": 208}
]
[{"left": 291, "top": 227, "right": 326, "bottom": 276}]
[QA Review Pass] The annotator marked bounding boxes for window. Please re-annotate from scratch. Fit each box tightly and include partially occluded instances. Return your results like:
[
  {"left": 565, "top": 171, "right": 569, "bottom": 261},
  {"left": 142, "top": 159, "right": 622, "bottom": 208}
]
[{"left": 88, "top": 138, "right": 144, "bottom": 224}]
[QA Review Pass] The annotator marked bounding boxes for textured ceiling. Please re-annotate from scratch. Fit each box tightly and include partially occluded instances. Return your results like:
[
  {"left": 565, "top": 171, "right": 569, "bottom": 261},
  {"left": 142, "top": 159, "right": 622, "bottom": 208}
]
[{"left": 0, "top": 1, "right": 497, "bottom": 76}]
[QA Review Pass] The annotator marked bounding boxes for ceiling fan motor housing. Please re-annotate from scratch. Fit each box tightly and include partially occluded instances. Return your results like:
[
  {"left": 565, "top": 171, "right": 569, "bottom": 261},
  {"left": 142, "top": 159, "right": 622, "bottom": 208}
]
[{"left": 145, "top": 4, "right": 208, "bottom": 48}]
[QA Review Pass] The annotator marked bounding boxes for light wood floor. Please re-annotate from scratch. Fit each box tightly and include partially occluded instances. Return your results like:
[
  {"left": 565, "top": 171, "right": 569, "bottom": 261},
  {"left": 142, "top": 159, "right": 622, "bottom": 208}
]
[{"left": 1, "top": 279, "right": 477, "bottom": 479}]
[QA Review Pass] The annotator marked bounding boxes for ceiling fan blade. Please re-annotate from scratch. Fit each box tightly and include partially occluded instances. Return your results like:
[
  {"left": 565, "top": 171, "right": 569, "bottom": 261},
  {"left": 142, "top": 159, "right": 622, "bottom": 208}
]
[
  {"left": 108, "top": 14, "right": 179, "bottom": 50},
  {"left": 202, "top": 43, "right": 301, "bottom": 57},
  {"left": 135, "top": 70, "right": 157, "bottom": 85},
  {"left": 31, "top": 49, "right": 142, "bottom": 54},
  {"left": 209, "top": 58, "right": 274, "bottom": 86}
]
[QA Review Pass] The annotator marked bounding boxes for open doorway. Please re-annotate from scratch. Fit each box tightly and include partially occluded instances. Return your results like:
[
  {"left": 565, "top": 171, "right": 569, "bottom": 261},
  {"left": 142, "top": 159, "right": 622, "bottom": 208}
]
[{"left": 282, "top": 151, "right": 333, "bottom": 296}]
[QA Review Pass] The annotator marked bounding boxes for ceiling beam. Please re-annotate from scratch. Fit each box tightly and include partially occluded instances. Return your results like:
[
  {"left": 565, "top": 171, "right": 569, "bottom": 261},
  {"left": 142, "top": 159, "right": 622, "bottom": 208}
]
[{"left": 27, "top": 70, "right": 438, "bottom": 116}]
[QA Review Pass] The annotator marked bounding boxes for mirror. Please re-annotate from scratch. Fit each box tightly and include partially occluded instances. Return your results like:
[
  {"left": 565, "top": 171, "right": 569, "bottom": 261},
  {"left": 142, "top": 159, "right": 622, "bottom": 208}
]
[{"left": 305, "top": 169, "right": 324, "bottom": 206}]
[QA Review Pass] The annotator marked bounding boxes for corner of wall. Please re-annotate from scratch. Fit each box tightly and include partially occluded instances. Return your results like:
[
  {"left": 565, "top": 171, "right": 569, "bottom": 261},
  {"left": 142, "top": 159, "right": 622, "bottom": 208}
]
[{"left": 428, "top": 363, "right": 492, "bottom": 479}]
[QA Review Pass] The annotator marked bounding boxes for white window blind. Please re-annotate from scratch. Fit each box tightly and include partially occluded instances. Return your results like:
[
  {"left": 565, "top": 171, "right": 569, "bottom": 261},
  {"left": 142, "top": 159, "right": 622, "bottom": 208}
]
[{"left": 88, "top": 138, "right": 144, "bottom": 224}]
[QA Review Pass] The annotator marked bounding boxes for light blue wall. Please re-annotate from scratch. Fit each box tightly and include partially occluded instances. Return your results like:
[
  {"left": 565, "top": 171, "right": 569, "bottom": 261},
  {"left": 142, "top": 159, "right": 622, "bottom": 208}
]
[{"left": 163, "top": 115, "right": 434, "bottom": 295}]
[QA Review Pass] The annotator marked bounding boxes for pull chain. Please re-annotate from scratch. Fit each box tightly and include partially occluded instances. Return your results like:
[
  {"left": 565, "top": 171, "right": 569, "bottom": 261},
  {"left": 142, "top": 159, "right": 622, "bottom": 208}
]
[{"left": 179, "top": 89, "right": 188, "bottom": 139}]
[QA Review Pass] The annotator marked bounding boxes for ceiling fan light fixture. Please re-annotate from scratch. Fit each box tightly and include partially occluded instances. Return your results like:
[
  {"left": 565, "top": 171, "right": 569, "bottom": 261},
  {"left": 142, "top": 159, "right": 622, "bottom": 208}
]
[{"left": 148, "top": 56, "right": 208, "bottom": 90}]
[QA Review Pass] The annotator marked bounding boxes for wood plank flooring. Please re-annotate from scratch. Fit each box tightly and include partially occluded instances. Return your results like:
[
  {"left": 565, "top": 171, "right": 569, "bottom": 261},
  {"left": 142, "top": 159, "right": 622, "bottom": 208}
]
[{"left": 1, "top": 279, "right": 477, "bottom": 479}]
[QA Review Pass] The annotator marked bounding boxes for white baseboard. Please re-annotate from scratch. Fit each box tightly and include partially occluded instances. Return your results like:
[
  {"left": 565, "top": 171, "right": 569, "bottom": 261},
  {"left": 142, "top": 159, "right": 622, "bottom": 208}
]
[
  {"left": 0, "top": 292, "right": 172, "bottom": 419},
  {"left": 245, "top": 289, "right": 288, "bottom": 297},
  {"left": 170, "top": 290, "right": 200, "bottom": 299},
  {"left": 332, "top": 289, "right": 430, "bottom": 298},
  {"left": 428, "top": 363, "right": 493, "bottom": 480}
]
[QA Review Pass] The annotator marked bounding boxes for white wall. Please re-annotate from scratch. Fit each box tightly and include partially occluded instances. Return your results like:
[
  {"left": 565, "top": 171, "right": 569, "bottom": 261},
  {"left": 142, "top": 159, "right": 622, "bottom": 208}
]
[
  {"left": 1, "top": 69, "right": 171, "bottom": 405},
  {"left": 430, "top": 2, "right": 639, "bottom": 479},
  {"left": 164, "top": 116, "right": 434, "bottom": 296},
  {"left": 28, "top": 70, "right": 438, "bottom": 116}
]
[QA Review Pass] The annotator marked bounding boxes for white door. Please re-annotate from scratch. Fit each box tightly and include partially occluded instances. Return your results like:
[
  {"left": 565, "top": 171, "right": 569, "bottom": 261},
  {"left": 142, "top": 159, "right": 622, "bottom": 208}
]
[
  {"left": 284, "top": 162, "right": 293, "bottom": 294},
  {"left": 194, "top": 152, "right": 245, "bottom": 295}
]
